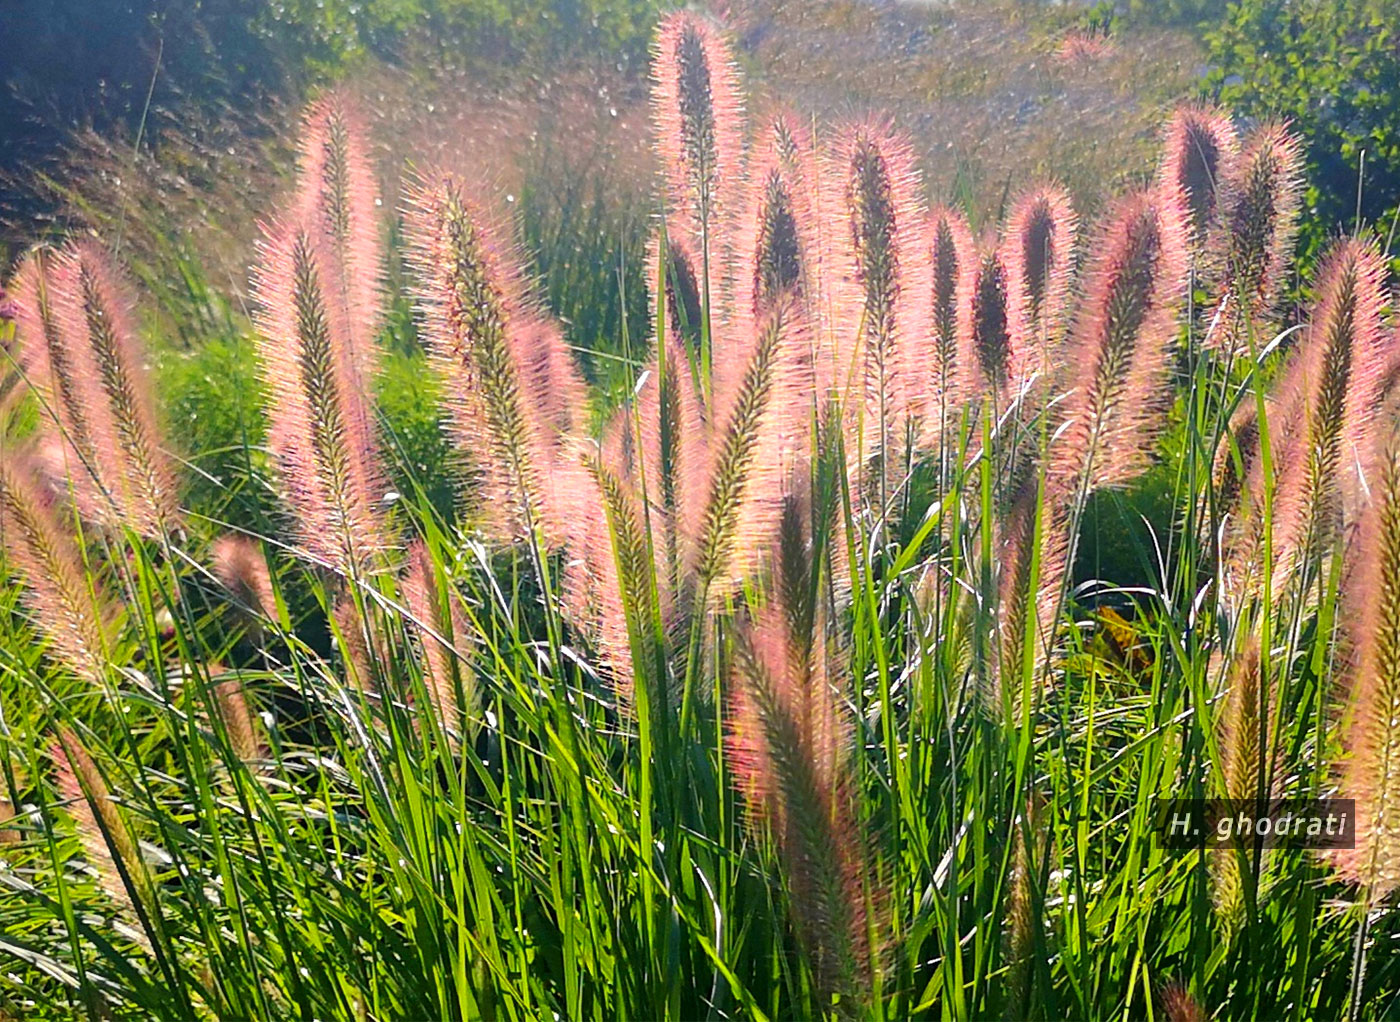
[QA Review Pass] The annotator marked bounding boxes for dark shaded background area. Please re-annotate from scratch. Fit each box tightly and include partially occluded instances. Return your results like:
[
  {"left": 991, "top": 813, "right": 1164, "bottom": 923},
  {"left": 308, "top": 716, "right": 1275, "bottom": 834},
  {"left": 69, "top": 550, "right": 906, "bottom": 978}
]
[
  {"left": 1, "top": 1, "right": 291, "bottom": 232},
  {"left": 0, "top": 0, "right": 662, "bottom": 250}
]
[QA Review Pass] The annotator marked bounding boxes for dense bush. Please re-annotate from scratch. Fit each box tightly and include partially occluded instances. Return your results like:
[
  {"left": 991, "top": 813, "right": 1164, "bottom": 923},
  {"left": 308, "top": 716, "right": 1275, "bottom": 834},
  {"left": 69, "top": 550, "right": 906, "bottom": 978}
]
[{"left": 1205, "top": 0, "right": 1400, "bottom": 270}]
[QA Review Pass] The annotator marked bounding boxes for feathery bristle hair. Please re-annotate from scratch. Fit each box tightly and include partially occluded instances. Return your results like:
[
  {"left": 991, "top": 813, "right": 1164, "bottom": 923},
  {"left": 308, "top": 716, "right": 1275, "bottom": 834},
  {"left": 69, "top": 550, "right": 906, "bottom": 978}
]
[
  {"left": 970, "top": 247, "right": 1011, "bottom": 396},
  {"left": 407, "top": 171, "right": 586, "bottom": 544},
  {"left": 691, "top": 299, "right": 809, "bottom": 591},
  {"left": 11, "top": 248, "right": 99, "bottom": 482},
  {"left": 0, "top": 455, "right": 112, "bottom": 680},
  {"left": 1332, "top": 430, "right": 1400, "bottom": 896},
  {"left": 1158, "top": 105, "right": 1239, "bottom": 248},
  {"left": 727, "top": 491, "right": 880, "bottom": 1011},
  {"left": 1049, "top": 188, "right": 1190, "bottom": 491},
  {"left": 211, "top": 669, "right": 264, "bottom": 767},
  {"left": 401, "top": 540, "right": 471, "bottom": 734},
  {"left": 211, "top": 534, "right": 277, "bottom": 625},
  {"left": 1160, "top": 983, "right": 1207, "bottom": 1022},
  {"left": 1239, "top": 236, "right": 1391, "bottom": 594},
  {"left": 52, "top": 728, "right": 157, "bottom": 947},
  {"left": 295, "top": 90, "right": 384, "bottom": 374},
  {"left": 1212, "top": 122, "right": 1303, "bottom": 352},
  {"left": 651, "top": 12, "right": 744, "bottom": 248},
  {"left": 22, "top": 242, "right": 179, "bottom": 536},
  {"left": 1003, "top": 185, "right": 1078, "bottom": 386},
  {"left": 252, "top": 221, "right": 388, "bottom": 574},
  {"left": 996, "top": 482, "right": 1073, "bottom": 696},
  {"left": 923, "top": 205, "right": 975, "bottom": 422},
  {"left": 834, "top": 123, "right": 927, "bottom": 487}
]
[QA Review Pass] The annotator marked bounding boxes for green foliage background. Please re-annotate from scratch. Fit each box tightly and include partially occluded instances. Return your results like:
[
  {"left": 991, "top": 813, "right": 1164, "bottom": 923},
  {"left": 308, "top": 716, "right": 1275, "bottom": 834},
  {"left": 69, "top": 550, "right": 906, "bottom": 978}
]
[{"left": 1205, "top": 0, "right": 1400, "bottom": 271}]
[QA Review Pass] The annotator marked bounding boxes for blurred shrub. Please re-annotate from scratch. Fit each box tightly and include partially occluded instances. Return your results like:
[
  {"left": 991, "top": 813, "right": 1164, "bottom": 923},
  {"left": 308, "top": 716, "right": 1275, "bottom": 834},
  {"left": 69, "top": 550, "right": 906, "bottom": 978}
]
[{"left": 1205, "top": 0, "right": 1400, "bottom": 270}]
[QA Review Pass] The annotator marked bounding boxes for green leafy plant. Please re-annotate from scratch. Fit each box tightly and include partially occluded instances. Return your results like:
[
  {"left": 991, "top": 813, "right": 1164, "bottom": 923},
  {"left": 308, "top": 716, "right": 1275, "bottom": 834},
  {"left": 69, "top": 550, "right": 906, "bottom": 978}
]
[{"left": 2, "top": 11, "right": 1400, "bottom": 1022}]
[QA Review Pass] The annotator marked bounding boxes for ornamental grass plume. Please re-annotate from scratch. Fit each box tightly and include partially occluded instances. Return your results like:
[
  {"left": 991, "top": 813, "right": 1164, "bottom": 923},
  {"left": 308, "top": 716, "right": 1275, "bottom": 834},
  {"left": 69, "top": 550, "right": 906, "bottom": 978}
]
[
  {"left": 690, "top": 298, "right": 814, "bottom": 594},
  {"left": 12, "top": 242, "right": 178, "bottom": 537},
  {"left": 562, "top": 448, "right": 648, "bottom": 699},
  {"left": 1159, "top": 984, "right": 1207, "bottom": 1022},
  {"left": 1212, "top": 399, "right": 1260, "bottom": 525},
  {"left": 994, "top": 479, "right": 1073, "bottom": 696},
  {"left": 52, "top": 727, "right": 157, "bottom": 951},
  {"left": 728, "top": 487, "right": 883, "bottom": 1014},
  {"left": 1210, "top": 636, "right": 1274, "bottom": 923},
  {"left": 252, "top": 220, "right": 388, "bottom": 575},
  {"left": 1002, "top": 791, "right": 1045, "bottom": 1017},
  {"left": 1230, "top": 237, "right": 1391, "bottom": 596},
  {"left": 653, "top": 234, "right": 706, "bottom": 357},
  {"left": 967, "top": 246, "right": 1012, "bottom": 399},
  {"left": 603, "top": 328, "right": 707, "bottom": 604},
  {"left": 1003, "top": 184, "right": 1077, "bottom": 388},
  {"left": 210, "top": 668, "right": 265, "bottom": 767},
  {"left": 922, "top": 205, "right": 975, "bottom": 427},
  {"left": 731, "top": 115, "right": 820, "bottom": 370},
  {"left": 0, "top": 454, "right": 113, "bottom": 681},
  {"left": 401, "top": 539, "right": 472, "bottom": 735},
  {"left": 1004, "top": 189, "right": 1187, "bottom": 683},
  {"left": 211, "top": 534, "right": 277, "bottom": 627},
  {"left": 293, "top": 91, "right": 384, "bottom": 376},
  {"left": 651, "top": 11, "right": 744, "bottom": 263},
  {"left": 1210, "top": 122, "right": 1303, "bottom": 353},
  {"left": 406, "top": 171, "right": 588, "bottom": 545},
  {"left": 830, "top": 122, "right": 928, "bottom": 498},
  {"left": 10, "top": 248, "right": 98, "bottom": 483},
  {"left": 1331, "top": 426, "right": 1400, "bottom": 897},
  {"left": 1157, "top": 105, "right": 1239, "bottom": 253},
  {"left": 1047, "top": 188, "right": 1191, "bottom": 493}
]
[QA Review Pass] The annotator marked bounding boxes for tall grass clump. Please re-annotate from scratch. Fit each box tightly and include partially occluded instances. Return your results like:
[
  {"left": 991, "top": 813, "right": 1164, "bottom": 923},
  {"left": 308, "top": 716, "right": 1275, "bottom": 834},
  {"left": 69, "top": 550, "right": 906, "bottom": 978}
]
[{"left": 2, "top": 19, "right": 1400, "bottom": 1022}]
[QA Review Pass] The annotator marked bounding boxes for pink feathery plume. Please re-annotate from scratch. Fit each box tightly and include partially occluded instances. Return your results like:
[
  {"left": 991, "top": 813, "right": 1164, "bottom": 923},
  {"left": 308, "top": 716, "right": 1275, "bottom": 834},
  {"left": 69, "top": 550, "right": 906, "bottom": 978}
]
[
  {"left": 211, "top": 534, "right": 277, "bottom": 625},
  {"left": 689, "top": 297, "right": 815, "bottom": 593},
  {"left": 994, "top": 479, "right": 1074, "bottom": 699},
  {"left": 293, "top": 91, "right": 384, "bottom": 376},
  {"left": 1159, "top": 984, "right": 1207, "bottom": 1022},
  {"left": 604, "top": 328, "right": 707, "bottom": 608},
  {"left": 1233, "top": 236, "right": 1391, "bottom": 596},
  {"left": 0, "top": 454, "right": 114, "bottom": 681},
  {"left": 21, "top": 242, "right": 178, "bottom": 536},
  {"left": 1331, "top": 427, "right": 1400, "bottom": 896},
  {"left": 560, "top": 445, "right": 650, "bottom": 701},
  {"left": 913, "top": 205, "right": 975, "bottom": 442},
  {"left": 713, "top": 113, "right": 823, "bottom": 470},
  {"left": 727, "top": 490, "right": 883, "bottom": 1008},
  {"left": 252, "top": 218, "right": 388, "bottom": 575},
  {"left": 1157, "top": 105, "right": 1239, "bottom": 252},
  {"left": 10, "top": 248, "right": 99, "bottom": 478},
  {"left": 1208, "top": 122, "right": 1303, "bottom": 353},
  {"left": 827, "top": 122, "right": 929, "bottom": 494},
  {"left": 1214, "top": 636, "right": 1273, "bottom": 804},
  {"left": 1048, "top": 188, "right": 1191, "bottom": 493},
  {"left": 208, "top": 666, "right": 265, "bottom": 767},
  {"left": 1213, "top": 398, "right": 1261, "bottom": 525},
  {"left": 1003, "top": 184, "right": 1078, "bottom": 389},
  {"left": 401, "top": 540, "right": 472, "bottom": 736},
  {"left": 966, "top": 243, "right": 1012, "bottom": 400},
  {"left": 651, "top": 12, "right": 745, "bottom": 258},
  {"left": 649, "top": 233, "right": 707, "bottom": 362},
  {"left": 729, "top": 117, "right": 822, "bottom": 369},
  {"left": 405, "top": 171, "right": 589, "bottom": 546},
  {"left": 51, "top": 728, "right": 157, "bottom": 949}
]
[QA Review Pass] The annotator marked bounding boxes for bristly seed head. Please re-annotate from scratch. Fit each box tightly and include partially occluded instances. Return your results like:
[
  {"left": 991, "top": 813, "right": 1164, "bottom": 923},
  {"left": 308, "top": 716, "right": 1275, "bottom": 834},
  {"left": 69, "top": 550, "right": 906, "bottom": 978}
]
[{"left": 1049, "top": 188, "right": 1190, "bottom": 492}]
